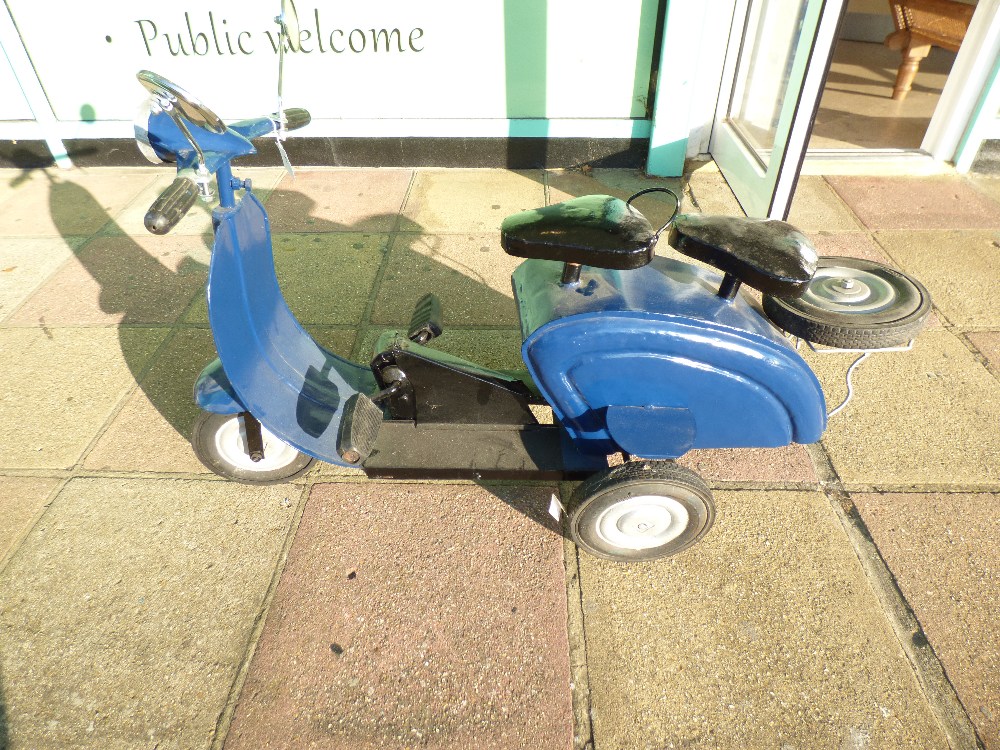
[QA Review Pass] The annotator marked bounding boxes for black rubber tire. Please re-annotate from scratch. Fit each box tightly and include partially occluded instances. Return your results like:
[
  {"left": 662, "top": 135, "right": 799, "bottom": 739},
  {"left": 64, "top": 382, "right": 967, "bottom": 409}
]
[
  {"left": 569, "top": 461, "right": 715, "bottom": 562},
  {"left": 762, "top": 257, "right": 931, "bottom": 349},
  {"left": 192, "top": 412, "right": 314, "bottom": 485}
]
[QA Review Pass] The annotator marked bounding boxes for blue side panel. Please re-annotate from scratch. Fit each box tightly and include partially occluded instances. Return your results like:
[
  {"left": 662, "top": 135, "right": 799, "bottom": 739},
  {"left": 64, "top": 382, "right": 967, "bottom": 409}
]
[
  {"left": 515, "top": 257, "right": 826, "bottom": 458},
  {"left": 606, "top": 405, "right": 696, "bottom": 458},
  {"left": 206, "top": 193, "right": 378, "bottom": 465},
  {"left": 514, "top": 256, "right": 796, "bottom": 343}
]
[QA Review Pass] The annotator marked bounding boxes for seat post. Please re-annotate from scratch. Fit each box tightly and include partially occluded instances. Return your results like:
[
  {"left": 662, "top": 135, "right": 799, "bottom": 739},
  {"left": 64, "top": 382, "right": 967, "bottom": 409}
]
[
  {"left": 668, "top": 214, "right": 817, "bottom": 299},
  {"left": 561, "top": 263, "right": 582, "bottom": 285},
  {"left": 717, "top": 273, "right": 742, "bottom": 301}
]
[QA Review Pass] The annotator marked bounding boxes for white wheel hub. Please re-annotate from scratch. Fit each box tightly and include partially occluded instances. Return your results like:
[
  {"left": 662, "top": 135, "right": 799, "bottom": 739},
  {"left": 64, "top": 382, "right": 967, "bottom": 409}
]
[
  {"left": 594, "top": 495, "right": 690, "bottom": 551},
  {"left": 805, "top": 268, "right": 898, "bottom": 314},
  {"left": 214, "top": 416, "right": 301, "bottom": 472}
]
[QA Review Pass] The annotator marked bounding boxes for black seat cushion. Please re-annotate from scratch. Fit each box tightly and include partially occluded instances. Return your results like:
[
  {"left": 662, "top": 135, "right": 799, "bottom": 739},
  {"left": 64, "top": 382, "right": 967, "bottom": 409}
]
[
  {"left": 668, "top": 214, "right": 818, "bottom": 297},
  {"left": 501, "top": 195, "right": 657, "bottom": 270}
]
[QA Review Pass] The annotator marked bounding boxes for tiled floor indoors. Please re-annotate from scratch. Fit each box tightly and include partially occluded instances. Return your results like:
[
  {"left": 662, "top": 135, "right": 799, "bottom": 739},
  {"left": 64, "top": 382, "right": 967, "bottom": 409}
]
[
  {"left": 810, "top": 39, "right": 955, "bottom": 151},
  {"left": 0, "top": 163, "right": 998, "bottom": 749}
]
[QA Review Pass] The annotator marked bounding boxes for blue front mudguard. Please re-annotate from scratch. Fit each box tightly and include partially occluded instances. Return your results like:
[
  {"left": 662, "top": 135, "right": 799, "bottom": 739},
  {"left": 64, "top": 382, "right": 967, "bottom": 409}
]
[{"left": 194, "top": 358, "right": 245, "bottom": 415}]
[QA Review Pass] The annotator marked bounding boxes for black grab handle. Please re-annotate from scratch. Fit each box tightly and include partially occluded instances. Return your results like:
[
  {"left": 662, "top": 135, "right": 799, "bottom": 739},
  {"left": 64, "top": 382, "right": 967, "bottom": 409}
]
[
  {"left": 283, "top": 108, "right": 311, "bottom": 131},
  {"left": 144, "top": 177, "right": 199, "bottom": 235}
]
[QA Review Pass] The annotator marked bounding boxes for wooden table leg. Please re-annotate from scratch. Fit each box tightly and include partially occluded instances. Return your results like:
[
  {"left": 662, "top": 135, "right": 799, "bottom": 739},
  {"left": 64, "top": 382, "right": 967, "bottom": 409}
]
[{"left": 892, "top": 42, "right": 932, "bottom": 100}]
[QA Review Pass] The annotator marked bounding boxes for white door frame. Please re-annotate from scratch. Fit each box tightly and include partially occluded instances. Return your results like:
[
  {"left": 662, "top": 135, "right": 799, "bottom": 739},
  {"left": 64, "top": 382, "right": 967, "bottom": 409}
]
[
  {"left": 693, "top": 0, "right": 1000, "bottom": 177},
  {"left": 924, "top": 0, "right": 1000, "bottom": 169},
  {"left": 709, "top": 0, "right": 846, "bottom": 218},
  {"left": 0, "top": 2, "right": 71, "bottom": 167}
]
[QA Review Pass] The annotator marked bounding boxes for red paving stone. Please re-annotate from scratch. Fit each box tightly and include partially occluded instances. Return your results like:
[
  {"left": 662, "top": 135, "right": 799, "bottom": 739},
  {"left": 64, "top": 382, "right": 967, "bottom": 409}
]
[
  {"left": 968, "top": 330, "right": 1000, "bottom": 369},
  {"left": 224, "top": 482, "right": 572, "bottom": 750},
  {"left": 825, "top": 176, "right": 1000, "bottom": 231},
  {"left": 853, "top": 493, "right": 1000, "bottom": 749},
  {"left": 678, "top": 444, "right": 817, "bottom": 483},
  {"left": 0, "top": 476, "right": 58, "bottom": 559},
  {"left": 809, "top": 231, "right": 893, "bottom": 264}
]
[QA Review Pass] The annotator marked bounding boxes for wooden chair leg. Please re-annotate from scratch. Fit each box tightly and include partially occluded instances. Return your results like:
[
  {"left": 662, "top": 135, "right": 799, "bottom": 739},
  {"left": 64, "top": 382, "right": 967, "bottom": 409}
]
[{"left": 892, "top": 43, "right": 931, "bottom": 101}]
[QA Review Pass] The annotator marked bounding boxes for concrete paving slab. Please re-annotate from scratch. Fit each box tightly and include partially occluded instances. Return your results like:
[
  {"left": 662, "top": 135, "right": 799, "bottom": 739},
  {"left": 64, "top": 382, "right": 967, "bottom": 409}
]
[
  {"left": 966, "top": 175, "right": 1000, "bottom": 207},
  {"left": 546, "top": 169, "right": 683, "bottom": 228},
  {"left": 787, "top": 177, "right": 864, "bottom": 232},
  {"left": 589, "top": 170, "right": 683, "bottom": 199},
  {"left": 0, "top": 237, "right": 84, "bottom": 322},
  {"left": 267, "top": 169, "right": 413, "bottom": 233},
  {"left": 83, "top": 328, "right": 218, "bottom": 475},
  {"left": 579, "top": 489, "right": 949, "bottom": 750},
  {"left": 0, "top": 327, "right": 166, "bottom": 470},
  {"left": 0, "top": 171, "right": 158, "bottom": 236},
  {"left": 825, "top": 176, "right": 1000, "bottom": 231},
  {"left": 272, "top": 233, "right": 386, "bottom": 325},
  {"left": 967, "top": 331, "right": 1000, "bottom": 369},
  {"left": 875, "top": 230, "right": 1000, "bottom": 328},
  {"left": 371, "top": 233, "right": 520, "bottom": 326},
  {"left": 678, "top": 444, "right": 818, "bottom": 484},
  {"left": 685, "top": 167, "right": 745, "bottom": 217},
  {"left": 806, "top": 330, "right": 1000, "bottom": 487},
  {"left": 84, "top": 389, "right": 208, "bottom": 476},
  {"left": 853, "top": 492, "right": 1000, "bottom": 748},
  {"left": 0, "top": 168, "right": 44, "bottom": 204},
  {"left": 7, "top": 233, "right": 208, "bottom": 326},
  {"left": 0, "top": 476, "right": 58, "bottom": 561},
  {"left": 224, "top": 481, "right": 572, "bottom": 750},
  {"left": 302, "top": 327, "right": 358, "bottom": 360},
  {"left": 185, "top": 232, "right": 386, "bottom": 325},
  {"left": 402, "top": 170, "right": 546, "bottom": 233},
  {"left": 0, "top": 477, "right": 300, "bottom": 750}
]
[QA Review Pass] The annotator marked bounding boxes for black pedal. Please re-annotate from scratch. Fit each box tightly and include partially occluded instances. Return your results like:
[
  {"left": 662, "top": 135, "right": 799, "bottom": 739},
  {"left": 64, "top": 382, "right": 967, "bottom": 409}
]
[
  {"left": 407, "top": 293, "right": 443, "bottom": 344},
  {"left": 337, "top": 393, "right": 384, "bottom": 464}
]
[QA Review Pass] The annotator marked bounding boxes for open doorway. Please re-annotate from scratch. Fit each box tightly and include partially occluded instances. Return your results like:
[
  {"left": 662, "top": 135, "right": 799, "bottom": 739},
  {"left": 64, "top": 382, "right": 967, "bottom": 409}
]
[{"left": 808, "top": 0, "right": 972, "bottom": 151}]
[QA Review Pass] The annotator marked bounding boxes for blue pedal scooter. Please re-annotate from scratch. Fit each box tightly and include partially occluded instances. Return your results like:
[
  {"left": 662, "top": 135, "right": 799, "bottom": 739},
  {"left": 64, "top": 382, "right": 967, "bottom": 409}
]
[{"left": 134, "top": 57, "right": 930, "bottom": 562}]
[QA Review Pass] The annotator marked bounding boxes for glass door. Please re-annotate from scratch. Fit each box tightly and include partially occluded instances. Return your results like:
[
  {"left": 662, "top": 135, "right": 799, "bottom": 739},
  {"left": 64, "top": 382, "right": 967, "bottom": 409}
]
[{"left": 711, "top": 0, "right": 846, "bottom": 218}]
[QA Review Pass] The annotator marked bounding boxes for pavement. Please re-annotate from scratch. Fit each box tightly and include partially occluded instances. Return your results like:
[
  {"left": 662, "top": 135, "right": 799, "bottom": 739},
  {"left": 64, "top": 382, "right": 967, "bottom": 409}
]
[{"left": 0, "top": 161, "right": 998, "bottom": 750}]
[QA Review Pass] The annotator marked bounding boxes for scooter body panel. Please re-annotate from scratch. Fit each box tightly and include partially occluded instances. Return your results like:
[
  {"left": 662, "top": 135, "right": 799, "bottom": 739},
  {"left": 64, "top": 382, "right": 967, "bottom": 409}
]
[
  {"left": 207, "top": 192, "right": 378, "bottom": 465},
  {"left": 514, "top": 257, "right": 827, "bottom": 458}
]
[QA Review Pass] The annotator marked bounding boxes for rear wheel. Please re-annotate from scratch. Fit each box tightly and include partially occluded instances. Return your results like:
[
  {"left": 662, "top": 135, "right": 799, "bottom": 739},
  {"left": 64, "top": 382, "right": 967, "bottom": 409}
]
[
  {"left": 762, "top": 257, "right": 931, "bottom": 348},
  {"left": 192, "top": 412, "right": 314, "bottom": 484},
  {"left": 569, "top": 461, "right": 714, "bottom": 562}
]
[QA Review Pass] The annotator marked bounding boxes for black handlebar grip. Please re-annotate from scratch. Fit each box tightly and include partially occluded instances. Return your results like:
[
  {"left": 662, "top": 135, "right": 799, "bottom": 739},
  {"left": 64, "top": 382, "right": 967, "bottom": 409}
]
[
  {"left": 144, "top": 177, "right": 199, "bottom": 235},
  {"left": 283, "top": 108, "right": 311, "bottom": 131}
]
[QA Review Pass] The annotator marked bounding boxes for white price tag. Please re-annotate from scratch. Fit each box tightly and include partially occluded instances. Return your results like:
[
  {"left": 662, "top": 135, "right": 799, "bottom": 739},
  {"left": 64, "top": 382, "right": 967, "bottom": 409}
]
[{"left": 548, "top": 493, "right": 565, "bottom": 523}]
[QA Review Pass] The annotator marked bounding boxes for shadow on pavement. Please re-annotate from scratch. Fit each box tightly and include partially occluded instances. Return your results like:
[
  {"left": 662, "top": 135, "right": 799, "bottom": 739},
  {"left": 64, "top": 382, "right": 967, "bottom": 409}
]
[
  {"left": 42, "top": 171, "right": 579, "bottom": 537},
  {"left": 30, "top": 165, "right": 692, "bottom": 564},
  {"left": 0, "top": 665, "right": 7, "bottom": 750},
  {"left": 45, "top": 174, "right": 210, "bottom": 434},
  {"left": 41, "top": 175, "right": 436, "bottom": 435}
]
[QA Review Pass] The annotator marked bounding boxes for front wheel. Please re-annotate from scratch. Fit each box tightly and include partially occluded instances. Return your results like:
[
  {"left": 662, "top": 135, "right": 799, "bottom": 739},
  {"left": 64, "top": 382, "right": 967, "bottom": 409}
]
[
  {"left": 569, "top": 461, "right": 715, "bottom": 562},
  {"left": 192, "top": 412, "right": 314, "bottom": 484}
]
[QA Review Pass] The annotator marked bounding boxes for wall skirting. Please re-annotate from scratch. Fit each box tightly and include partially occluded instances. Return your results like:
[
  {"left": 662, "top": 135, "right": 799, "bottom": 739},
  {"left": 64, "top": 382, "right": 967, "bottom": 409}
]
[{"left": 0, "top": 136, "right": 651, "bottom": 170}]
